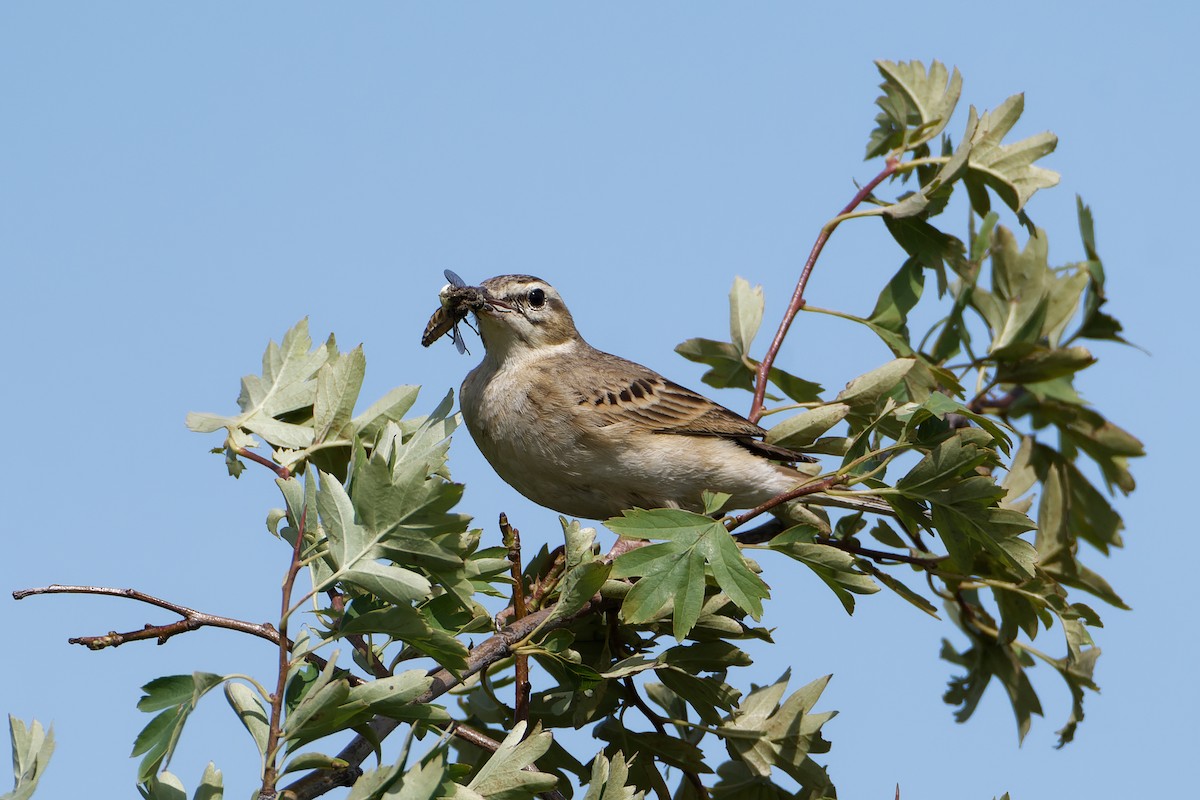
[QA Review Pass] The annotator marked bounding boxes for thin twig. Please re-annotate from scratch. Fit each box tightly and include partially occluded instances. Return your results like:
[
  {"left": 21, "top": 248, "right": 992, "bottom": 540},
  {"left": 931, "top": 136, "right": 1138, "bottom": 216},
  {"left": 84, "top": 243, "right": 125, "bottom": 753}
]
[
  {"left": 527, "top": 547, "right": 567, "bottom": 611},
  {"left": 500, "top": 513, "right": 531, "bottom": 725},
  {"left": 261, "top": 506, "right": 308, "bottom": 799},
  {"left": 813, "top": 536, "right": 946, "bottom": 568},
  {"left": 328, "top": 590, "right": 391, "bottom": 679},
  {"left": 749, "top": 157, "right": 900, "bottom": 423},
  {"left": 235, "top": 446, "right": 292, "bottom": 480},
  {"left": 12, "top": 585, "right": 281, "bottom": 648},
  {"left": 725, "top": 474, "right": 846, "bottom": 531}
]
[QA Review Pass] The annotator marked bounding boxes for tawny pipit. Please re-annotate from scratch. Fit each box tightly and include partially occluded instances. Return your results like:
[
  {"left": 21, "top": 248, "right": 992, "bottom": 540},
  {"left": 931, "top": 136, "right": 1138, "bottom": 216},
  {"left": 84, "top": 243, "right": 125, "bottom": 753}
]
[{"left": 438, "top": 274, "right": 843, "bottom": 525}]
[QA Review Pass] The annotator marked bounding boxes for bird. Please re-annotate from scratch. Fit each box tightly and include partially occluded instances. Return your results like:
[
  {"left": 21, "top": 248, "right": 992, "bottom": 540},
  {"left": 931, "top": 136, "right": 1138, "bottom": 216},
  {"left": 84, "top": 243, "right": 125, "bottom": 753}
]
[{"left": 443, "top": 274, "right": 852, "bottom": 528}]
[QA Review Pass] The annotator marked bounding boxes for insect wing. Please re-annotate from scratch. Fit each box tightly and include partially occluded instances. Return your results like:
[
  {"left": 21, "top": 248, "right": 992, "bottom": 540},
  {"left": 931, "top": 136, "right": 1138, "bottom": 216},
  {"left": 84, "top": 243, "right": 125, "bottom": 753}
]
[{"left": 443, "top": 269, "right": 467, "bottom": 288}]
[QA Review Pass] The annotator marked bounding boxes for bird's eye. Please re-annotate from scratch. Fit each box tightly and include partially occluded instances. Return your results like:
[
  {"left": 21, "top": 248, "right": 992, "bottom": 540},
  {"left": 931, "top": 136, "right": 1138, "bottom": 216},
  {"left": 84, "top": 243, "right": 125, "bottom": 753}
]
[{"left": 528, "top": 288, "right": 546, "bottom": 308}]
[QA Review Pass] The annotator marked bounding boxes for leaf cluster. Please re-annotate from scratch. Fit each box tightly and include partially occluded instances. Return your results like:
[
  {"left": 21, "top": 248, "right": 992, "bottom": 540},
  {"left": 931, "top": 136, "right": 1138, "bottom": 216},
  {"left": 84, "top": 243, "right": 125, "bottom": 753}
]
[{"left": 672, "top": 60, "right": 1140, "bottom": 755}]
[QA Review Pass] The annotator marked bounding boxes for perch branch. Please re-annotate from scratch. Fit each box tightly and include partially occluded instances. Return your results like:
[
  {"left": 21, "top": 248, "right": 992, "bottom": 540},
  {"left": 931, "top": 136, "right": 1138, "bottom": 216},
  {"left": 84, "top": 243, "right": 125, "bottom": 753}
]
[{"left": 500, "top": 513, "right": 532, "bottom": 725}]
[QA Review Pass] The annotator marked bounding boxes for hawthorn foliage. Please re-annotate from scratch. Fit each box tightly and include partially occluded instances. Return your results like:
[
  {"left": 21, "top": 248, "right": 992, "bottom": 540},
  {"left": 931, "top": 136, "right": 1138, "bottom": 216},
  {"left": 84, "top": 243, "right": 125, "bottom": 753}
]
[{"left": 9, "top": 60, "right": 1139, "bottom": 800}]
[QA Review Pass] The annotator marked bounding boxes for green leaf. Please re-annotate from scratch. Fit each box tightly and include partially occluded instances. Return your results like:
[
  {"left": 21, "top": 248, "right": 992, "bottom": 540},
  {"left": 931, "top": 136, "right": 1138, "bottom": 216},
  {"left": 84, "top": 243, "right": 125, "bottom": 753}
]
[
  {"left": 763, "top": 529, "right": 879, "bottom": 614},
  {"left": 729, "top": 277, "right": 764, "bottom": 355},
  {"left": 280, "top": 653, "right": 360, "bottom": 749},
  {"left": 963, "top": 96, "right": 1060, "bottom": 214},
  {"left": 896, "top": 435, "right": 998, "bottom": 496},
  {"left": 581, "top": 751, "right": 644, "bottom": 800},
  {"left": 767, "top": 367, "right": 824, "bottom": 404},
  {"left": 860, "top": 562, "right": 939, "bottom": 618},
  {"left": 609, "top": 508, "right": 770, "bottom": 640},
  {"left": 675, "top": 337, "right": 754, "bottom": 391},
  {"left": 561, "top": 517, "right": 600, "bottom": 570},
  {"left": 223, "top": 682, "right": 269, "bottom": 759},
  {"left": 988, "top": 226, "right": 1051, "bottom": 356},
  {"left": 341, "top": 731, "right": 418, "bottom": 800},
  {"left": 139, "top": 771, "right": 188, "bottom": 800},
  {"left": 611, "top": 540, "right": 707, "bottom": 640},
  {"left": 336, "top": 605, "right": 471, "bottom": 674},
  {"left": 883, "top": 220, "right": 967, "bottom": 300},
  {"left": 317, "top": 469, "right": 433, "bottom": 600},
  {"left": 185, "top": 318, "right": 330, "bottom": 450},
  {"left": 466, "top": 722, "right": 558, "bottom": 800},
  {"left": 345, "top": 671, "right": 440, "bottom": 721},
  {"left": 595, "top": 718, "right": 712, "bottom": 778},
  {"left": 280, "top": 752, "right": 349, "bottom": 777},
  {"left": 4, "top": 716, "right": 55, "bottom": 800},
  {"left": 363, "top": 747, "right": 451, "bottom": 800},
  {"left": 719, "top": 671, "right": 836, "bottom": 788},
  {"left": 897, "top": 434, "right": 1037, "bottom": 576},
  {"left": 994, "top": 345, "right": 1096, "bottom": 385},
  {"left": 866, "top": 59, "right": 962, "bottom": 157},
  {"left": 538, "top": 560, "right": 611, "bottom": 631},
  {"left": 132, "top": 673, "right": 226, "bottom": 783},
  {"left": 883, "top": 118, "right": 974, "bottom": 225},
  {"left": 868, "top": 259, "right": 925, "bottom": 336},
  {"left": 194, "top": 763, "right": 223, "bottom": 800},
  {"left": 658, "top": 669, "right": 742, "bottom": 725},
  {"left": 765, "top": 404, "right": 850, "bottom": 449},
  {"left": 662, "top": 641, "right": 754, "bottom": 672},
  {"left": 349, "top": 416, "right": 473, "bottom": 581},
  {"left": 675, "top": 337, "right": 823, "bottom": 402},
  {"left": 313, "top": 345, "right": 366, "bottom": 444},
  {"left": 352, "top": 385, "right": 421, "bottom": 442},
  {"left": 942, "top": 634, "right": 1042, "bottom": 743},
  {"left": 833, "top": 358, "right": 915, "bottom": 412}
]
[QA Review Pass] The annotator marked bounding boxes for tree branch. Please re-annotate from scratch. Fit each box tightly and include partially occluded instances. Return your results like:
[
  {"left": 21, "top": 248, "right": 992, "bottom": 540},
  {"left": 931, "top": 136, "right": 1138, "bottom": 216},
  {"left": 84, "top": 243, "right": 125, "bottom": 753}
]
[
  {"left": 280, "top": 593, "right": 614, "bottom": 800},
  {"left": 501, "top": 513, "right": 532, "bottom": 725},
  {"left": 749, "top": 157, "right": 900, "bottom": 422},
  {"left": 12, "top": 585, "right": 280, "bottom": 648},
  {"left": 724, "top": 474, "right": 847, "bottom": 530},
  {"left": 261, "top": 506, "right": 308, "bottom": 799}
]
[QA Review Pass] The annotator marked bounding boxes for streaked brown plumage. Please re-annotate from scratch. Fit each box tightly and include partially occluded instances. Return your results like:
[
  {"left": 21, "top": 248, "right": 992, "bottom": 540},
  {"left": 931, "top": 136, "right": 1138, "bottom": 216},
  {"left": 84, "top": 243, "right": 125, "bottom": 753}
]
[{"left": 449, "top": 275, "right": 833, "bottom": 524}]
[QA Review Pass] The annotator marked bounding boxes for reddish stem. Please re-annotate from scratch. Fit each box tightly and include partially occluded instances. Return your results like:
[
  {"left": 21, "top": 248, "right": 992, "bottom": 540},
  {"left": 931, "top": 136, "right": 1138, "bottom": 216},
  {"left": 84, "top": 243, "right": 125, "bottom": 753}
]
[
  {"left": 235, "top": 446, "right": 292, "bottom": 480},
  {"left": 749, "top": 157, "right": 900, "bottom": 422},
  {"left": 261, "top": 505, "right": 308, "bottom": 798},
  {"left": 724, "top": 474, "right": 846, "bottom": 530}
]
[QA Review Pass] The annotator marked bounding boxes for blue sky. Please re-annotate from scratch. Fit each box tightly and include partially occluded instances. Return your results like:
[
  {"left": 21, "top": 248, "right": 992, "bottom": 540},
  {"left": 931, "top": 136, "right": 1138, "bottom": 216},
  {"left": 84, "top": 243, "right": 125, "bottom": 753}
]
[{"left": 3, "top": 4, "right": 1194, "bottom": 799}]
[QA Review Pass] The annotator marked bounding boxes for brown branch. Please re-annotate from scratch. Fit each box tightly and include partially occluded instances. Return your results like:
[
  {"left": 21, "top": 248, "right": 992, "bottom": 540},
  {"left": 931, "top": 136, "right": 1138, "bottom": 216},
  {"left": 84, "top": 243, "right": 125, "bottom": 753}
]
[
  {"left": 493, "top": 546, "right": 567, "bottom": 630},
  {"left": 280, "top": 593, "right": 614, "bottom": 800},
  {"left": 749, "top": 157, "right": 900, "bottom": 423},
  {"left": 813, "top": 536, "right": 946, "bottom": 568},
  {"left": 731, "top": 518, "right": 945, "bottom": 567},
  {"left": 500, "top": 513, "right": 532, "bottom": 725},
  {"left": 12, "top": 585, "right": 280, "bottom": 648},
  {"left": 724, "top": 474, "right": 847, "bottom": 531},
  {"left": 261, "top": 506, "right": 309, "bottom": 799}
]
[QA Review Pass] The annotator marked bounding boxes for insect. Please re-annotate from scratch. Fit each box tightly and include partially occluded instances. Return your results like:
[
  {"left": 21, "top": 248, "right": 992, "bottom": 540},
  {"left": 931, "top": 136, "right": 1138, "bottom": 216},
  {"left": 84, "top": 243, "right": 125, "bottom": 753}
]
[{"left": 421, "top": 269, "right": 489, "bottom": 353}]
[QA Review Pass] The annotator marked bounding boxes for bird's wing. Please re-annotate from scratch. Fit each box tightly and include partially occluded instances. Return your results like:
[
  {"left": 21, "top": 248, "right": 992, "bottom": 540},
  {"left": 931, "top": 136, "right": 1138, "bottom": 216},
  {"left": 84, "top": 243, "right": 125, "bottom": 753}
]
[{"left": 564, "top": 350, "right": 814, "bottom": 462}]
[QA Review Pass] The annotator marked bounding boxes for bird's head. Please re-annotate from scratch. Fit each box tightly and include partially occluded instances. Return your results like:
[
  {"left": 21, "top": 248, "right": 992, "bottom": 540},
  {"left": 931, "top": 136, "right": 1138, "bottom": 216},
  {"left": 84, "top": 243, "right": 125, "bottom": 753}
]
[{"left": 471, "top": 275, "right": 582, "bottom": 358}]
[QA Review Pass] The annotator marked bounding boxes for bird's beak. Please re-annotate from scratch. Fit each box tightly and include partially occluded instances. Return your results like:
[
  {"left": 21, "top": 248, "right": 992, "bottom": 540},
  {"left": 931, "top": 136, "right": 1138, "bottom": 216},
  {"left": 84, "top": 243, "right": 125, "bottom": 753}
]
[{"left": 476, "top": 288, "right": 514, "bottom": 315}]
